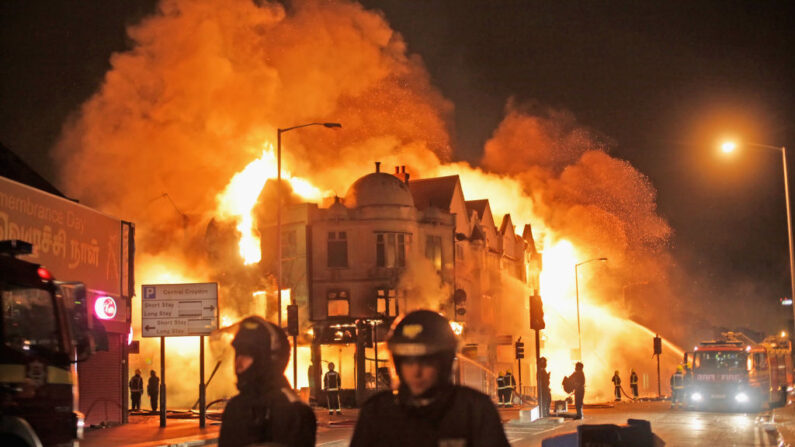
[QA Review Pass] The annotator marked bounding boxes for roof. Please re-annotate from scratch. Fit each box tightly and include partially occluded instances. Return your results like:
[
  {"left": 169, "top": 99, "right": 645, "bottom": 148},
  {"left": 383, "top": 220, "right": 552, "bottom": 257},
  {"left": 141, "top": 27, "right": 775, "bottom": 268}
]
[
  {"left": 343, "top": 172, "right": 414, "bottom": 208},
  {"left": 408, "top": 175, "right": 460, "bottom": 211},
  {"left": 465, "top": 199, "right": 489, "bottom": 219},
  {"left": 1, "top": 142, "right": 66, "bottom": 198},
  {"left": 499, "top": 214, "right": 513, "bottom": 234}
]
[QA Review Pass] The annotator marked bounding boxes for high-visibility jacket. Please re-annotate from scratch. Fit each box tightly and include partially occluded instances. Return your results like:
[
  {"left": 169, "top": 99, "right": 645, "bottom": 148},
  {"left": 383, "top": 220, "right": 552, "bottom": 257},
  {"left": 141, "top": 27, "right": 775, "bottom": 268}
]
[
  {"left": 324, "top": 371, "right": 341, "bottom": 391},
  {"left": 612, "top": 375, "right": 621, "bottom": 386},
  {"left": 496, "top": 375, "right": 506, "bottom": 389},
  {"left": 670, "top": 372, "right": 684, "bottom": 389},
  {"left": 630, "top": 372, "right": 638, "bottom": 385}
]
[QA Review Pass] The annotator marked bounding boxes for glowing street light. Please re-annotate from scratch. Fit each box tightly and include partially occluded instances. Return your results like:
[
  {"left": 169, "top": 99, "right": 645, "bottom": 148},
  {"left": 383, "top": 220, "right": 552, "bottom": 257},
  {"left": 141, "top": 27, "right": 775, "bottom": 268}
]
[
  {"left": 720, "top": 140, "right": 794, "bottom": 333},
  {"left": 721, "top": 141, "right": 737, "bottom": 154},
  {"left": 574, "top": 257, "right": 607, "bottom": 360}
]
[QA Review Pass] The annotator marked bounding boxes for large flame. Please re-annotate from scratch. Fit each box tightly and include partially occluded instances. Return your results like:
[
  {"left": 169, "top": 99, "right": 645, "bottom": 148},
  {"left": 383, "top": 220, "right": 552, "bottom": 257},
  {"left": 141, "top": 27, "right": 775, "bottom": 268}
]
[{"left": 215, "top": 144, "right": 326, "bottom": 264}]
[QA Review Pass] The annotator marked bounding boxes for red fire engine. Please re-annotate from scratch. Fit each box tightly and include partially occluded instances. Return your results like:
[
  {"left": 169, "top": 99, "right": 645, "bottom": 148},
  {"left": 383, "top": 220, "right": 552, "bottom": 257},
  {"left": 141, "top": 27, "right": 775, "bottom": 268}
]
[{"left": 684, "top": 332, "right": 792, "bottom": 410}]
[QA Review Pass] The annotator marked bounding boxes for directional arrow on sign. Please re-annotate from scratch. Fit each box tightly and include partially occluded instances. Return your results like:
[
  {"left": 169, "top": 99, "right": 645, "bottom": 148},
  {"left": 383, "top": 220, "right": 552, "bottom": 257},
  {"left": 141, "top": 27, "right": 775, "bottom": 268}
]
[
  {"left": 145, "top": 325, "right": 156, "bottom": 331},
  {"left": 204, "top": 305, "right": 215, "bottom": 311}
]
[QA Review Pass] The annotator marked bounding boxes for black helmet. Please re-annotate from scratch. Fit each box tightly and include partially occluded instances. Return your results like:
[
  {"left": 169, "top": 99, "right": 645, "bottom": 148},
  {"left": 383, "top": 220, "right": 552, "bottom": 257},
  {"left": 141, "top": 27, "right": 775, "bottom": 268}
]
[
  {"left": 232, "top": 316, "right": 290, "bottom": 373},
  {"left": 387, "top": 310, "right": 458, "bottom": 358}
]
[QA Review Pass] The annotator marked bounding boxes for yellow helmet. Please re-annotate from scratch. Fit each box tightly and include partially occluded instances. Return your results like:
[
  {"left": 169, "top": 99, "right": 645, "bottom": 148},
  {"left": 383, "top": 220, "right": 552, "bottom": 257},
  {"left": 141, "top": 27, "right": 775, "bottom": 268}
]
[
  {"left": 498, "top": 371, "right": 504, "bottom": 376},
  {"left": 614, "top": 370, "right": 619, "bottom": 375},
  {"left": 676, "top": 365, "right": 683, "bottom": 372}
]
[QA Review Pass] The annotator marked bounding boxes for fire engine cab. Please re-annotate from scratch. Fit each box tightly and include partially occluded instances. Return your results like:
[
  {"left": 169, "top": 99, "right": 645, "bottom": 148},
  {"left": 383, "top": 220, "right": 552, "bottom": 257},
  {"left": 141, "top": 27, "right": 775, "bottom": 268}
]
[
  {"left": 1, "top": 240, "right": 97, "bottom": 447},
  {"left": 685, "top": 331, "right": 792, "bottom": 411}
]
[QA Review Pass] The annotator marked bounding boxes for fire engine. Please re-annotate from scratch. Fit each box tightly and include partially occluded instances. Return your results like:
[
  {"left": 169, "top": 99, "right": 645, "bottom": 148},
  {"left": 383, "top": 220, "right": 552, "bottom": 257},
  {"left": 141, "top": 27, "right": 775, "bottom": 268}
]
[
  {"left": 684, "top": 331, "right": 792, "bottom": 411},
  {"left": 1, "top": 240, "right": 99, "bottom": 447}
]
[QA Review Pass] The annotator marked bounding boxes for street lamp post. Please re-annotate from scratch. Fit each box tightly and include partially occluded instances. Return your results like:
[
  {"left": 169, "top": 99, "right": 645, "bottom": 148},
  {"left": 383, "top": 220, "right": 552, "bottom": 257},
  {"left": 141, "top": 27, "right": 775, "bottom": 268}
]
[
  {"left": 277, "top": 122, "right": 341, "bottom": 389},
  {"left": 574, "top": 257, "right": 607, "bottom": 360},
  {"left": 722, "top": 141, "right": 794, "bottom": 331}
]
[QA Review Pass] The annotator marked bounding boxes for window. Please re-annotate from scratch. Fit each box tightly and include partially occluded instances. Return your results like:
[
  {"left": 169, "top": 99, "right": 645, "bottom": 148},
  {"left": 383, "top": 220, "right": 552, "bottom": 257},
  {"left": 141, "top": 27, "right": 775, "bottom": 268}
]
[
  {"left": 2, "top": 287, "right": 63, "bottom": 354},
  {"left": 693, "top": 351, "right": 747, "bottom": 370},
  {"left": 327, "top": 232, "right": 348, "bottom": 268},
  {"left": 327, "top": 289, "right": 350, "bottom": 317},
  {"left": 376, "top": 232, "right": 408, "bottom": 268},
  {"left": 425, "top": 235, "right": 443, "bottom": 273},
  {"left": 376, "top": 287, "right": 398, "bottom": 317}
]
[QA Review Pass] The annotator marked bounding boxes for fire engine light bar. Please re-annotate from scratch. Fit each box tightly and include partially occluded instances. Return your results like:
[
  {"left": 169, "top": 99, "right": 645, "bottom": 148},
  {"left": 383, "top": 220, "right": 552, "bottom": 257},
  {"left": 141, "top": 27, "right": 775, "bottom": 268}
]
[
  {"left": 735, "top": 392, "right": 749, "bottom": 403},
  {"left": 782, "top": 298, "right": 793, "bottom": 306},
  {"left": 691, "top": 392, "right": 702, "bottom": 402}
]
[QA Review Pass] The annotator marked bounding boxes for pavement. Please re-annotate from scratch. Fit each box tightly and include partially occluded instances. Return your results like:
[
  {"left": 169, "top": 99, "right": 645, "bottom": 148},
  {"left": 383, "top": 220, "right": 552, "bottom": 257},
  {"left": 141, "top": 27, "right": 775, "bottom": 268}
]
[{"left": 773, "top": 402, "right": 795, "bottom": 446}]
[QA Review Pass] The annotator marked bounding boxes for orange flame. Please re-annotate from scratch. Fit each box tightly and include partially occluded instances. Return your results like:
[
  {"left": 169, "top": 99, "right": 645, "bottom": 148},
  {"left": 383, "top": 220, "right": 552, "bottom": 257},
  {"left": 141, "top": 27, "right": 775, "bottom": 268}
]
[{"left": 215, "top": 144, "right": 327, "bottom": 264}]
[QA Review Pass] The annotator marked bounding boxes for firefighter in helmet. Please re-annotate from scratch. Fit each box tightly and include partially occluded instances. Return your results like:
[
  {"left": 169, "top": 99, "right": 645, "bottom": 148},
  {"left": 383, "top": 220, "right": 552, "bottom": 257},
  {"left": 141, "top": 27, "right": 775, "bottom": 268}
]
[
  {"left": 503, "top": 370, "right": 516, "bottom": 407},
  {"left": 670, "top": 365, "right": 685, "bottom": 409},
  {"left": 219, "top": 316, "right": 316, "bottom": 447},
  {"left": 324, "top": 362, "right": 342, "bottom": 415},
  {"left": 496, "top": 371, "right": 506, "bottom": 407},
  {"left": 350, "top": 310, "right": 510, "bottom": 447},
  {"left": 611, "top": 370, "right": 622, "bottom": 401},
  {"left": 630, "top": 369, "right": 639, "bottom": 398}
]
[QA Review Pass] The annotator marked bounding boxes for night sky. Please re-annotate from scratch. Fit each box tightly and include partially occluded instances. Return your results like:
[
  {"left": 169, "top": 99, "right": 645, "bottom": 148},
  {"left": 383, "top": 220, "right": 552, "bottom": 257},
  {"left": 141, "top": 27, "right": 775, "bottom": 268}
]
[{"left": 2, "top": 0, "right": 795, "bottom": 336}]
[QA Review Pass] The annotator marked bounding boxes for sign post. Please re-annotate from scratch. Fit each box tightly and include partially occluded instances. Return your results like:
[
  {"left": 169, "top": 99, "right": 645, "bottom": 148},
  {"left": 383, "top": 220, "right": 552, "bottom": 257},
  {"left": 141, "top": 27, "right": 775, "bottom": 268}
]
[{"left": 142, "top": 283, "right": 219, "bottom": 428}]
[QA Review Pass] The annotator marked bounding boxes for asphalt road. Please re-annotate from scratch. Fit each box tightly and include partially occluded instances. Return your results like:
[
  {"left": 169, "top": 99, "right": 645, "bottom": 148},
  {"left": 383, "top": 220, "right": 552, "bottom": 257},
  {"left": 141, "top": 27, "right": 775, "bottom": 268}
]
[
  {"left": 311, "top": 401, "right": 780, "bottom": 447},
  {"left": 94, "top": 400, "right": 781, "bottom": 446}
]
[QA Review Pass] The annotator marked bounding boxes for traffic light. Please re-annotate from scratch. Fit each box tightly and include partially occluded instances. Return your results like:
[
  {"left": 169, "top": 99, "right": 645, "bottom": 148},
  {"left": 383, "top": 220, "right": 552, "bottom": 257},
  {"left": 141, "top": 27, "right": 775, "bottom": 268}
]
[
  {"left": 530, "top": 295, "right": 545, "bottom": 330},
  {"left": 286, "top": 304, "right": 299, "bottom": 336},
  {"left": 515, "top": 340, "right": 525, "bottom": 359},
  {"left": 653, "top": 334, "right": 662, "bottom": 355}
]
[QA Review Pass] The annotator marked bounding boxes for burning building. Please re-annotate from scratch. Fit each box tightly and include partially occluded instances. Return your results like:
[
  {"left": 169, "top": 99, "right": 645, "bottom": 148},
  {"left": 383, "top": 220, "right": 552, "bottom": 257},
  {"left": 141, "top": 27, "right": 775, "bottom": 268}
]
[{"left": 248, "top": 161, "right": 542, "bottom": 404}]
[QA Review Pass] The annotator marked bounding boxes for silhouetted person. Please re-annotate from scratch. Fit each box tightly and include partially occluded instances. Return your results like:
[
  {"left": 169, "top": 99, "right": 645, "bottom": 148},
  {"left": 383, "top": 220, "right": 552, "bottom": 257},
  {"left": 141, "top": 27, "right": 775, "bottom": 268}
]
[
  {"left": 350, "top": 310, "right": 510, "bottom": 447},
  {"left": 324, "top": 362, "right": 342, "bottom": 415},
  {"left": 630, "top": 369, "right": 639, "bottom": 398},
  {"left": 570, "top": 362, "right": 585, "bottom": 419},
  {"left": 670, "top": 365, "right": 685, "bottom": 408},
  {"left": 612, "top": 370, "right": 621, "bottom": 401},
  {"left": 147, "top": 370, "right": 159, "bottom": 412},
  {"left": 219, "top": 316, "right": 316, "bottom": 447},
  {"left": 129, "top": 369, "right": 143, "bottom": 411},
  {"left": 539, "top": 357, "right": 551, "bottom": 416}
]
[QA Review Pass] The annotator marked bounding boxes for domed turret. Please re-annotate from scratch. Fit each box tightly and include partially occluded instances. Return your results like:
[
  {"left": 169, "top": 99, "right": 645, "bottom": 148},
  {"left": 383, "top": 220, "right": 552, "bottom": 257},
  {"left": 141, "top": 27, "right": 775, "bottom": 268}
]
[{"left": 343, "top": 172, "right": 415, "bottom": 208}]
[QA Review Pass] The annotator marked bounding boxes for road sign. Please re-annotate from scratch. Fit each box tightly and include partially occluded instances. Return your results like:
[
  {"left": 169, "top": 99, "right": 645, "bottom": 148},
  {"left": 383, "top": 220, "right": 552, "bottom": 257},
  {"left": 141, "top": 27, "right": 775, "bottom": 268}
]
[{"left": 141, "top": 283, "right": 218, "bottom": 337}]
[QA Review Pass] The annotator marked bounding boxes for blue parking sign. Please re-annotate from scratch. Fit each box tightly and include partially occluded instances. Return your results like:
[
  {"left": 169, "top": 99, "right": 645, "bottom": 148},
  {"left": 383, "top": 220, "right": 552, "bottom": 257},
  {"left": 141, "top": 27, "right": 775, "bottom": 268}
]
[{"left": 143, "top": 286, "right": 156, "bottom": 299}]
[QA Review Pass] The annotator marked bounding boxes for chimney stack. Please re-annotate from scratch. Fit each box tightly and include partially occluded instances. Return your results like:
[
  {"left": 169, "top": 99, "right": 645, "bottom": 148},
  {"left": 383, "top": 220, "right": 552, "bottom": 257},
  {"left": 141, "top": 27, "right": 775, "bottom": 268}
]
[
  {"left": 375, "top": 161, "right": 381, "bottom": 173},
  {"left": 401, "top": 165, "right": 406, "bottom": 173},
  {"left": 395, "top": 166, "right": 400, "bottom": 174},
  {"left": 405, "top": 173, "right": 410, "bottom": 184}
]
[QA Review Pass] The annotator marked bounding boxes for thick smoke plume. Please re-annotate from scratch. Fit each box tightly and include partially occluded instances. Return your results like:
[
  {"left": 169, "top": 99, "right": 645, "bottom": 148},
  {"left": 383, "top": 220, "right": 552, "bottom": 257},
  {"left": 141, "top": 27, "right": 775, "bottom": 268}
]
[{"left": 53, "top": 0, "right": 682, "bottom": 404}]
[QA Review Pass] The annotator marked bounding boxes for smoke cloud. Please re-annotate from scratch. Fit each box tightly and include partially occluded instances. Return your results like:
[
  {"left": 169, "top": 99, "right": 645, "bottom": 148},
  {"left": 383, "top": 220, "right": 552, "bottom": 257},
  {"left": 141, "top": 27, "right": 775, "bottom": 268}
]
[{"left": 53, "top": 0, "right": 684, "bottom": 404}]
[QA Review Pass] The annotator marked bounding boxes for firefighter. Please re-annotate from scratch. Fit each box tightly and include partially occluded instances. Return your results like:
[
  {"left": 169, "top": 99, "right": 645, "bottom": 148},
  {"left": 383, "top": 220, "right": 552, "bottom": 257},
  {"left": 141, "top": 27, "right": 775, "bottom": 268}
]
[
  {"left": 219, "top": 316, "right": 316, "bottom": 447},
  {"left": 147, "top": 370, "right": 159, "bottom": 412},
  {"left": 670, "top": 365, "right": 685, "bottom": 408},
  {"left": 496, "top": 371, "right": 506, "bottom": 407},
  {"left": 539, "top": 357, "right": 551, "bottom": 417},
  {"left": 611, "top": 370, "right": 621, "bottom": 401},
  {"left": 129, "top": 369, "right": 143, "bottom": 411},
  {"left": 324, "top": 362, "right": 342, "bottom": 415},
  {"left": 570, "top": 362, "right": 586, "bottom": 420},
  {"left": 350, "top": 310, "right": 510, "bottom": 447},
  {"left": 504, "top": 370, "right": 516, "bottom": 407},
  {"left": 630, "top": 369, "right": 639, "bottom": 398}
]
